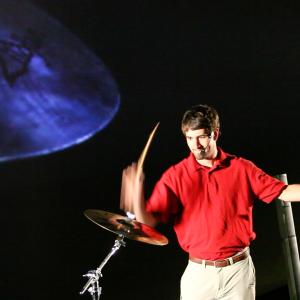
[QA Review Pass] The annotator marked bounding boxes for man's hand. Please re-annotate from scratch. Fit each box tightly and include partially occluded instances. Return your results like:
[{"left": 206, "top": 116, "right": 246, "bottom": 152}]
[
  {"left": 120, "top": 162, "right": 144, "bottom": 214},
  {"left": 120, "top": 162, "right": 157, "bottom": 227}
]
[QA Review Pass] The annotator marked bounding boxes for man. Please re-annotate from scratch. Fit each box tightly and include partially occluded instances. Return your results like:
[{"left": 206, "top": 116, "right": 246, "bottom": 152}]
[{"left": 120, "top": 104, "right": 300, "bottom": 300}]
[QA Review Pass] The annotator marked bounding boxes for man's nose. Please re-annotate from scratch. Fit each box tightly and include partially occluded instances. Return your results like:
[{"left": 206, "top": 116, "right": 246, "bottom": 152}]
[{"left": 195, "top": 138, "right": 203, "bottom": 148}]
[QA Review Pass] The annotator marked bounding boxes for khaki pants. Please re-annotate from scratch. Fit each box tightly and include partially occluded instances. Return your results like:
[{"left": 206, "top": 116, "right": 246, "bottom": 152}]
[{"left": 180, "top": 255, "right": 255, "bottom": 300}]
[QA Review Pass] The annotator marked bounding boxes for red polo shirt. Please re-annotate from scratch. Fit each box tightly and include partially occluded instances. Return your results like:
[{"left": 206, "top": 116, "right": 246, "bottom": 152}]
[{"left": 146, "top": 148, "right": 286, "bottom": 260}]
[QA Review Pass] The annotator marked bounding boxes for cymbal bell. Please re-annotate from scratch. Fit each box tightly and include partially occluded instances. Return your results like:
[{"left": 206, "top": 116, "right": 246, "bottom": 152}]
[{"left": 84, "top": 209, "right": 168, "bottom": 246}]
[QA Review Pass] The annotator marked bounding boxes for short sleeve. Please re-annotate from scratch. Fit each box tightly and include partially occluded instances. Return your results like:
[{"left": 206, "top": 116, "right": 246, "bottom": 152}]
[
  {"left": 247, "top": 161, "right": 287, "bottom": 203},
  {"left": 146, "top": 171, "right": 181, "bottom": 223}
]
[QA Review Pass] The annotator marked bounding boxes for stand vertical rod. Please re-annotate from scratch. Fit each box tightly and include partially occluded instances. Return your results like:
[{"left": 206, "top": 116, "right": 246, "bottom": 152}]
[{"left": 276, "top": 173, "right": 300, "bottom": 299}]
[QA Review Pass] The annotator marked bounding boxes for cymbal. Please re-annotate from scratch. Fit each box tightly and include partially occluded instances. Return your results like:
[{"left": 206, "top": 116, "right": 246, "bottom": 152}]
[
  {"left": 84, "top": 209, "right": 169, "bottom": 246},
  {"left": 0, "top": 0, "right": 120, "bottom": 162}
]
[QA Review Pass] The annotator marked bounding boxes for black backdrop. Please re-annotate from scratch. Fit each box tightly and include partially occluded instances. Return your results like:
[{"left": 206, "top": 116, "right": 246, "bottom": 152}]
[{"left": 2, "top": 1, "right": 300, "bottom": 299}]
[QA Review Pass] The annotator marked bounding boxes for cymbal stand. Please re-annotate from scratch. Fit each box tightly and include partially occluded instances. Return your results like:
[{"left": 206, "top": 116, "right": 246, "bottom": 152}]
[{"left": 80, "top": 235, "right": 126, "bottom": 300}]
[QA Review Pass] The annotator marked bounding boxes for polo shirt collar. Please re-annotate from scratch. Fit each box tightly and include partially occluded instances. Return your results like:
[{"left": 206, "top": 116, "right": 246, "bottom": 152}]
[{"left": 187, "top": 147, "right": 235, "bottom": 172}]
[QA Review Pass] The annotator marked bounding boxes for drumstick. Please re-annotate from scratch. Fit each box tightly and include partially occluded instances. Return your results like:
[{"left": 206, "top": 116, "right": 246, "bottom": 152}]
[{"left": 136, "top": 122, "right": 160, "bottom": 177}]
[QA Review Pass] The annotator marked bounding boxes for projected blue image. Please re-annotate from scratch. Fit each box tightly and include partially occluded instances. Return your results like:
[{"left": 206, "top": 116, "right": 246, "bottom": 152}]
[{"left": 0, "top": 0, "right": 120, "bottom": 161}]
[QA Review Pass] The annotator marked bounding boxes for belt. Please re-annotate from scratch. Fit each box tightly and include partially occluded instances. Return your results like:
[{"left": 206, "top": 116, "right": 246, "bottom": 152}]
[{"left": 189, "top": 249, "right": 249, "bottom": 268}]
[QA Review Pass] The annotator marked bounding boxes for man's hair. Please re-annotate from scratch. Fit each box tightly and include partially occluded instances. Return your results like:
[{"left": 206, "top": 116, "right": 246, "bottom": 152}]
[{"left": 181, "top": 104, "right": 220, "bottom": 134}]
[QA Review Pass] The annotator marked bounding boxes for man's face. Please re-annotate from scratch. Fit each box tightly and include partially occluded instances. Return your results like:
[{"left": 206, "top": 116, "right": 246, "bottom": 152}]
[{"left": 185, "top": 128, "right": 218, "bottom": 160}]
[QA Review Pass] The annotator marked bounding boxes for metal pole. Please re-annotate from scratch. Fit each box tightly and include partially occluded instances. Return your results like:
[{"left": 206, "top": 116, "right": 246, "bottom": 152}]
[
  {"left": 275, "top": 174, "right": 300, "bottom": 300},
  {"left": 80, "top": 235, "right": 126, "bottom": 298}
]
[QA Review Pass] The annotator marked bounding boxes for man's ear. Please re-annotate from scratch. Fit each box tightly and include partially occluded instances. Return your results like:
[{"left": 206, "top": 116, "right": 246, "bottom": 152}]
[{"left": 213, "top": 128, "right": 220, "bottom": 141}]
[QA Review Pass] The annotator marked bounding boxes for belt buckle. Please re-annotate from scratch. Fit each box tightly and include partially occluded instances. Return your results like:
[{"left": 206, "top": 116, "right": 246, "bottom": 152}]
[{"left": 228, "top": 257, "right": 234, "bottom": 265}]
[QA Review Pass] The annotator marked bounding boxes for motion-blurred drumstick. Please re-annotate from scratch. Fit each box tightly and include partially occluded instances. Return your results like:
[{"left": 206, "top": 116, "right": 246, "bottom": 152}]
[{"left": 137, "top": 122, "right": 160, "bottom": 177}]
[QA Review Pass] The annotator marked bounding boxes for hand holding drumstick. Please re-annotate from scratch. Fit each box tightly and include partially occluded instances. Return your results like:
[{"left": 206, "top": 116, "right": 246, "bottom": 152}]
[{"left": 120, "top": 123, "right": 159, "bottom": 227}]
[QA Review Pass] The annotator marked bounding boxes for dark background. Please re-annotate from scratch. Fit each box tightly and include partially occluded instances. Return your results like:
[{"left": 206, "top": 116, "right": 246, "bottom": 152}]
[{"left": 2, "top": 0, "right": 300, "bottom": 299}]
